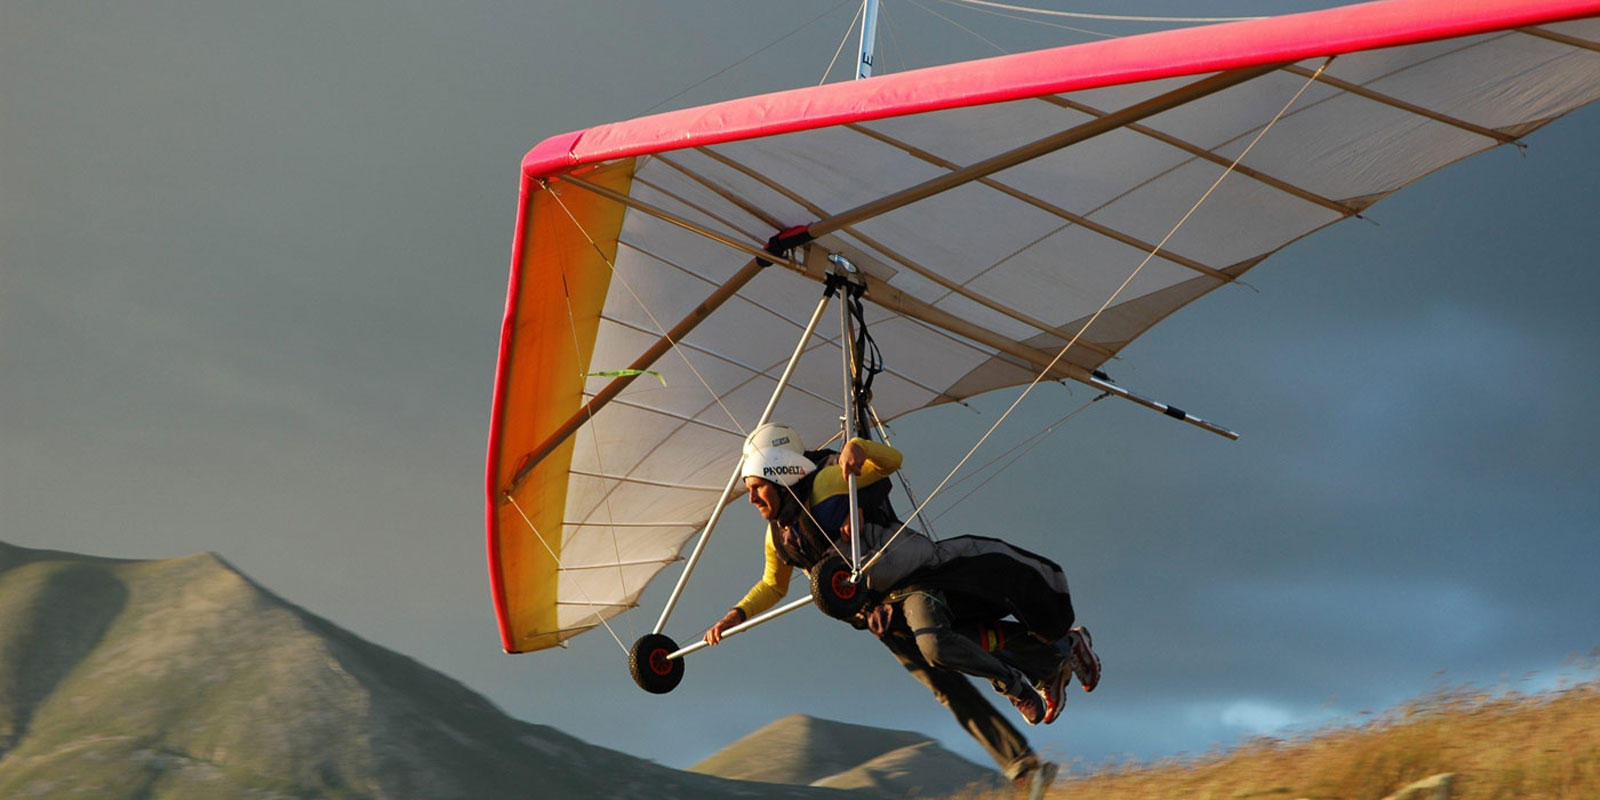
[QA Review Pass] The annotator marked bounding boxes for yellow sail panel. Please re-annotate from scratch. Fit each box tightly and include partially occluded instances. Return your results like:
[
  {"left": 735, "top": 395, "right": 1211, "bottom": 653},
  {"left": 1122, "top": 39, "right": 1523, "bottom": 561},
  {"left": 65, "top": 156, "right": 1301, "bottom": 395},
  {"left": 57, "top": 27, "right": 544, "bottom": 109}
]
[{"left": 489, "top": 159, "right": 634, "bottom": 653}]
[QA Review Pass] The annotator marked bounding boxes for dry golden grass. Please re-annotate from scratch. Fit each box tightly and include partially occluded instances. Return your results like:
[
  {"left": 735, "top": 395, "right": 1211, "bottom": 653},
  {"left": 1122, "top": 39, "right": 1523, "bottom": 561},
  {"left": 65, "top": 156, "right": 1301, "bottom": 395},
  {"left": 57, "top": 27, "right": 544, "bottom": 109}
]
[{"left": 957, "top": 675, "right": 1600, "bottom": 800}]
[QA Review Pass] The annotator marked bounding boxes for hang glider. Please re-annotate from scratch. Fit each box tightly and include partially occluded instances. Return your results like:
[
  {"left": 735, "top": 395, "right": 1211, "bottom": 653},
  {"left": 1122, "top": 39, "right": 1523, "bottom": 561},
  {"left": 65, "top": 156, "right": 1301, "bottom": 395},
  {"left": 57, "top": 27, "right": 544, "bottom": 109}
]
[{"left": 486, "top": 0, "right": 1600, "bottom": 663}]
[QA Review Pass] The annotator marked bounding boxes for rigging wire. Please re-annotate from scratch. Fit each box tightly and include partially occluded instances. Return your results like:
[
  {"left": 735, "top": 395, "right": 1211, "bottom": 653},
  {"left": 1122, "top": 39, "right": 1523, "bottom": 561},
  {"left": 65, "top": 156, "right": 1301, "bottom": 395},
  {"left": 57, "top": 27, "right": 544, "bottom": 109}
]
[
  {"left": 537, "top": 182, "right": 769, "bottom": 645},
  {"left": 642, "top": 0, "right": 859, "bottom": 115},
  {"left": 910, "top": 0, "right": 1267, "bottom": 73},
  {"left": 819, "top": 1, "right": 867, "bottom": 85},
  {"left": 926, "top": 389, "right": 1108, "bottom": 521},
  {"left": 773, "top": 458, "right": 860, "bottom": 570},
  {"left": 865, "top": 405, "right": 939, "bottom": 541},
  {"left": 909, "top": 0, "right": 1012, "bottom": 57},
  {"left": 543, "top": 181, "right": 749, "bottom": 438},
  {"left": 857, "top": 58, "right": 1334, "bottom": 578},
  {"left": 540, "top": 187, "right": 874, "bottom": 624},
  {"left": 944, "top": 0, "right": 1265, "bottom": 24},
  {"left": 560, "top": 274, "right": 638, "bottom": 645},
  {"left": 924, "top": 0, "right": 1116, "bottom": 40},
  {"left": 840, "top": 288, "right": 937, "bottom": 541},
  {"left": 879, "top": 1, "right": 911, "bottom": 75},
  {"left": 504, "top": 494, "right": 632, "bottom": 655}
]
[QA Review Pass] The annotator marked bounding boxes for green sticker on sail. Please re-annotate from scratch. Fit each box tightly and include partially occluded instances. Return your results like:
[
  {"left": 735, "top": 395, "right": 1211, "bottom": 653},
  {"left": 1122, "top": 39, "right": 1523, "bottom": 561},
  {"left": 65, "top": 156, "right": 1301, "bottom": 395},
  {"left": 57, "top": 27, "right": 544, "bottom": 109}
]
[{"left": 586, "top": 369, "right": 667, "bottom": 386}]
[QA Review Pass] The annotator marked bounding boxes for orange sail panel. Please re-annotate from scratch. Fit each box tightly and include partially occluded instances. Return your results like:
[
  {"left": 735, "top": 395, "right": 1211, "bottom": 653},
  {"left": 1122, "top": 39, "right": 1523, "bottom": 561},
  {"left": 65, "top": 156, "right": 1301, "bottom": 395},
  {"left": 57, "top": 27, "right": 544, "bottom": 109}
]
[{"left": 488, "top": 160, "right": 632, "bottom": 653}]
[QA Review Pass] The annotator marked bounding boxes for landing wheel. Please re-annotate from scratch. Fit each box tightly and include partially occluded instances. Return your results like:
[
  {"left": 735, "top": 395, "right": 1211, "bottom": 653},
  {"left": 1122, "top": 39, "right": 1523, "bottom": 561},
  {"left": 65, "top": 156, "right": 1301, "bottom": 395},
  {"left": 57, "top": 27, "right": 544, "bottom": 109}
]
[
  {"left": 810, "top": 555, "right": 869, "bottom": 621},
  {"left": 628, "top": 633, "right": 685, "bottom": 694}
]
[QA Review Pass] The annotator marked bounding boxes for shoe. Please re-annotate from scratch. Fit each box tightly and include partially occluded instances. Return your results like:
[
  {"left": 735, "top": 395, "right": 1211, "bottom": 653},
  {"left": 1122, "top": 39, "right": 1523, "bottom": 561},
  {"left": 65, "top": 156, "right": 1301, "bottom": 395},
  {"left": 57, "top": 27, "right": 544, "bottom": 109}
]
[
  {"left": 1013, "top": 760, "right": 1059, "bottom": 800},
  {"left": 1066, "top": 626, "right": 1101, "bottom": 693},
  {"left": 1008, "top": 685, "right": 1047, "bottom": 726},
  {"left": 1038, "top": 664, "right": 1070, "bottom": 724}
]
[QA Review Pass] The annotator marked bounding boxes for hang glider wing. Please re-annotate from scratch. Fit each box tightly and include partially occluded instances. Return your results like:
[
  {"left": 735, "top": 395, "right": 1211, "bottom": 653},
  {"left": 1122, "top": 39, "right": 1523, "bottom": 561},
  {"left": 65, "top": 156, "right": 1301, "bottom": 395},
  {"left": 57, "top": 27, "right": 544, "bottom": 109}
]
[{"left": 487, "top": 0, "right": 1600, "bottom": 653}]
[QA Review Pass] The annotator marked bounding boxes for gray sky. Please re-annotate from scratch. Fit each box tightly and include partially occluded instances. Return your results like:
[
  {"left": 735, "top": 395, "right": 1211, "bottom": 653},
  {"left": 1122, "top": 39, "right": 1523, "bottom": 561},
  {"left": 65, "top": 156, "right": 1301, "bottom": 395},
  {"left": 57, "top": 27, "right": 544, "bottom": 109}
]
[{"left": 4, "top": 0, "right": 1598, "bottom": 773}]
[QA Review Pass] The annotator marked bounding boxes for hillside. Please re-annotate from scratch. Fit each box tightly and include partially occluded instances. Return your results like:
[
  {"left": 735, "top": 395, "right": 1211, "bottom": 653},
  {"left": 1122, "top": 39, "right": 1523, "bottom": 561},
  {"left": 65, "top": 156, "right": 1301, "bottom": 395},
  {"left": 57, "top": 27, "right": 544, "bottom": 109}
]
[
  {"left": 691, "top": 714, "right": 1001, "bottom": 797},
  {"left": 1056, "top": 678, "right": 1600, "bottom": 800},
  {"left": 0, "top": 540, "right": 849, "bottom": 799},
  {"left": 12, "top": 538, "right": 1590, "bottom": 800},
  {"left": 961, "top": 673, "right": 1600, "bottom": 800}
]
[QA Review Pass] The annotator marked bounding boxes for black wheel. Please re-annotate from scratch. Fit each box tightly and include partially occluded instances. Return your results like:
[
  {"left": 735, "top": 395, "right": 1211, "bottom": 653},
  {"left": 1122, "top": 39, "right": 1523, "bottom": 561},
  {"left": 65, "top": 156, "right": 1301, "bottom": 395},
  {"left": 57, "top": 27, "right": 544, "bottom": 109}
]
[
  {"left": 810, "top": 555, "right": 870, "bottom": 621},
  {"left": 628, "top": 633, "right": 685, "bottom": 694}
]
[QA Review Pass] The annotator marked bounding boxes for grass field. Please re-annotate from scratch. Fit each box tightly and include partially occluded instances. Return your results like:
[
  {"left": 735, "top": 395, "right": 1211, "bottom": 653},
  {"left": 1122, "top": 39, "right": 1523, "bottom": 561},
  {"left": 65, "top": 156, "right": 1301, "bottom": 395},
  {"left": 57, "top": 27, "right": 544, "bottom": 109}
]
[{"left": 966, "top": 671, "right": 1600, "bottom": 800}]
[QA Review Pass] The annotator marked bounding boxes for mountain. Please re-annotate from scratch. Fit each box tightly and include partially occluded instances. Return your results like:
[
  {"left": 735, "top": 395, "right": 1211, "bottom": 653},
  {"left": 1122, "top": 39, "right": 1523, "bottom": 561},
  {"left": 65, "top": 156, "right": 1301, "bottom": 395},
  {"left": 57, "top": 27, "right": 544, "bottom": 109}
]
[
  {"left": 0, "top": 540, "right": 850, "bottom": 799},
  {"left": 690, "top": 714, "right": 1002, "bottom": 798}
]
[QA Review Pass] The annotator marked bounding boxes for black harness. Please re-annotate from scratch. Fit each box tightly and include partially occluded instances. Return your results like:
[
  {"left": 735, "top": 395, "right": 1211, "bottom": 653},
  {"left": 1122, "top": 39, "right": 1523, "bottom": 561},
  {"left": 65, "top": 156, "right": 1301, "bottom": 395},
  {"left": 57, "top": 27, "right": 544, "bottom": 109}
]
[
  {"left": 769, "top": 472, "right": 833, "bottom": 569},
  {"left": 768, "top": 459, "right": 902, "bottom": 571}
]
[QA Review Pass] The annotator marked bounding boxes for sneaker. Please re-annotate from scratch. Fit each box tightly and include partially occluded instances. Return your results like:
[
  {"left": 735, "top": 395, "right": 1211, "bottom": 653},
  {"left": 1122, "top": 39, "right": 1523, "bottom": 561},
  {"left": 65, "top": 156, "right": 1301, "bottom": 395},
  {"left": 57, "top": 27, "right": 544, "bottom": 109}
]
[
  {"left": 1066, "top": 625, "right": 1101, "bottom": 693},
  {"left": 1008, "top": 685, "right": 1047, "bottom": 726},
  {"left": 1038, "top": 665, "right": 1070, "bottom": 724},
  {"left": 1013, "top": 760, "right": 1059, "bottom": 800}
]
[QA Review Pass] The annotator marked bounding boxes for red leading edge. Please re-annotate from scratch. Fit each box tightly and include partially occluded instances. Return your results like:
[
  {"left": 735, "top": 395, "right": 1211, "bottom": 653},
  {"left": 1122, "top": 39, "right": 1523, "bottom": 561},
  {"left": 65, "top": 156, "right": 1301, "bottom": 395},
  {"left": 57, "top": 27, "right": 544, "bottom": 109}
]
[{"left": 519, "top": 0, "right": 1600, "bottom": 178}]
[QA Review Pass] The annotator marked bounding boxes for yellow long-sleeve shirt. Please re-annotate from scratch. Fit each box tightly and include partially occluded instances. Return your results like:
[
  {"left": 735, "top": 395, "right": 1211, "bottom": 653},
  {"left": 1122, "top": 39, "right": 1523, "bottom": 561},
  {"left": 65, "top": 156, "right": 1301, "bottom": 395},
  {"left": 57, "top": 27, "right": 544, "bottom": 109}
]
[{"left": 733, "top": 438, "right": 902, "bottom": 619}]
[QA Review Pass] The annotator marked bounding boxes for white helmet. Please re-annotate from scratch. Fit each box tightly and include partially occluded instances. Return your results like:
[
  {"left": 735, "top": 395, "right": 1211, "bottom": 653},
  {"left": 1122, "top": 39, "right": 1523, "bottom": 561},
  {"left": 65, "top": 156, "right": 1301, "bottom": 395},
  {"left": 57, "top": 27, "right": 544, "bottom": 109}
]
[
  {"left": 741, "top": 446, "right": 815, "bottom": 487},
  {"left": 743, "top": 423, "right": 805, "bottom": 457}
]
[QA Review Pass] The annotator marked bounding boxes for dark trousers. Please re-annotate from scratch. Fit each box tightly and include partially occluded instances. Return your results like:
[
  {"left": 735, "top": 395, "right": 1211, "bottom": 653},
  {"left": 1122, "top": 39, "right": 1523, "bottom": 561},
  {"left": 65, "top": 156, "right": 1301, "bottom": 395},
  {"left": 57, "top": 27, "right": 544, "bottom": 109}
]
[
  {"left": 878, "top": 593, "right": 1039, "bottom": 780},
  {"left": 956, "top": 618, "right": 1070, "bottom": 685}
]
